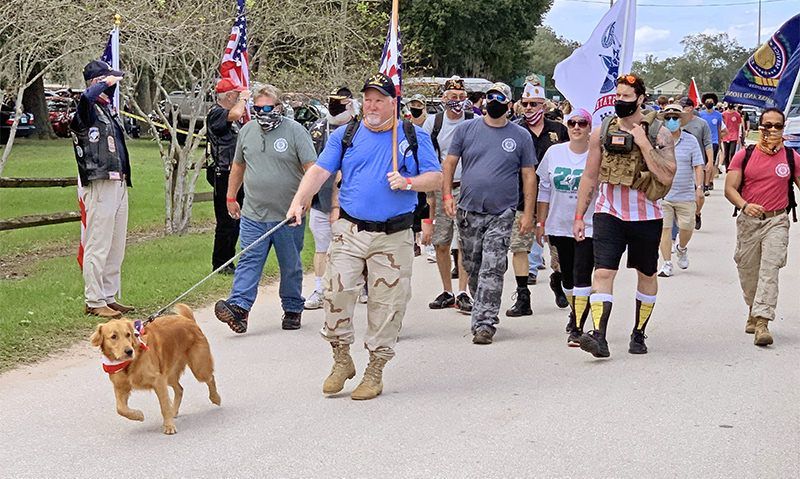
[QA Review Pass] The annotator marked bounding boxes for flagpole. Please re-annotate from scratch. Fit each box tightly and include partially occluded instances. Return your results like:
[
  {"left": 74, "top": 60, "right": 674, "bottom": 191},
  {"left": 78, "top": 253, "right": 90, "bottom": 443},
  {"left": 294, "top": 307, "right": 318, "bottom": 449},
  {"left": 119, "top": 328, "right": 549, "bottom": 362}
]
[
  {"left": 619, "top": 0, "right": 632, "bottom": 73},
  {"left": 390, "top": 0, "right": 399, "bottom": 172}
]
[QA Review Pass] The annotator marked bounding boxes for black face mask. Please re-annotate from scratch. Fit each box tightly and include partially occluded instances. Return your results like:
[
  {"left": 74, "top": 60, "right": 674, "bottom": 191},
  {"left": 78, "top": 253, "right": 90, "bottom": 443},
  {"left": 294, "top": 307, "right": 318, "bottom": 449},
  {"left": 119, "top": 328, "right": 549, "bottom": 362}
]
[
  {"left": 614, "top": 99, "right": 639, "bottom": 118},
  {"left": 486, "top": 101, "right": 508, "bottom": 119},
  {"left": 410, "top": 107, "right": 424, "bottom": 118},
  {"left": 104, "top": 83, "right": 117, "bottom": 97},
  {"left": 328, "top": 101, "right": 347, "bottom": 117},
  {"left": 705, "top": 101, "right": 714, "bottom": 109}
]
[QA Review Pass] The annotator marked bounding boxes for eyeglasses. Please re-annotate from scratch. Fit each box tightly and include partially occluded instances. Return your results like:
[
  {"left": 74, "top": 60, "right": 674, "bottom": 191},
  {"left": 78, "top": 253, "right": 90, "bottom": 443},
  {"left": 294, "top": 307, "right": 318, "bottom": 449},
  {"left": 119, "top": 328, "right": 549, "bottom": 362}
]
[
  {"left": 759, "top": 123, "right": 784, "bottom": 131},
  {"left": 252, "top": 105, "right": 275, "bottom": 114},
  {"left": 487, "top": 92, "right": 508, "bottom": 103},
  {"left": 567, "top": 119, "right": 590, "bottom": 128},
  {"left": 520, "top": 101, "right": 544, "bottom": 108},
  {"left": 664, "top": 115, "right": 681, "bottom": 121},
  {"left": 617, "top": 74, "right": 637, "bottom": 85}
]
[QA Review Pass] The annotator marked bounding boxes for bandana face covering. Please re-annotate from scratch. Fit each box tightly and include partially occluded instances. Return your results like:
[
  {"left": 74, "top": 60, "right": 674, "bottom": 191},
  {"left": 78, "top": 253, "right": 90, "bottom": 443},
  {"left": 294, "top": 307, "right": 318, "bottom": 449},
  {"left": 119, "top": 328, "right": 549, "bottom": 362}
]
[
  {"left": 524, "top": 109, "right": 544, "bottom": 126},
  {"left": 256, "top": 110, "right": 283, "bottom": 132},
  {"left": 363, "top": 115, "right": 394, "bottom": 133},
  {"left": 445, "top": 99, "right": 464, "bottom": 114},
  {"left": 757, "top": 129, "right": 783, "bottom": 155}
]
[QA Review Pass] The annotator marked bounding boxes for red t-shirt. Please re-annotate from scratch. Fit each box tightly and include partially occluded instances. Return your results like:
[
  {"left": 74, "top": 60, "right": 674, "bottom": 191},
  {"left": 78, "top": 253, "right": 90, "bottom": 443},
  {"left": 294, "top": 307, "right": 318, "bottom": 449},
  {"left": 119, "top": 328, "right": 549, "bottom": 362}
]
[
  {"left": 722, "top": 110, "right": 742, "bottom": 142},
  {"left": 728, "top": 147, "right": 800, "bottom": 211}
]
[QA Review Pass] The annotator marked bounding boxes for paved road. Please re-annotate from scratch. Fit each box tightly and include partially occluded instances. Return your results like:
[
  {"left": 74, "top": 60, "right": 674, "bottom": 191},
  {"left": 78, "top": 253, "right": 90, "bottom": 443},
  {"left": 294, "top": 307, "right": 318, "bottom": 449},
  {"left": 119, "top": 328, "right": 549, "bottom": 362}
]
[{"left": 2, "top": 182, "right": 799, "bottom": 478}]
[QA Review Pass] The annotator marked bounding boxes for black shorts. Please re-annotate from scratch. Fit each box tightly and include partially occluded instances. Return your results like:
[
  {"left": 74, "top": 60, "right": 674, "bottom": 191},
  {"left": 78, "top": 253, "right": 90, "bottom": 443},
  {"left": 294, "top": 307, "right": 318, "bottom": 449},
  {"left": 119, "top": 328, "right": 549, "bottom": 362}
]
[
  {"left": 592, "top": 213, "right": 662, "bottom": 276},
  {"left": 548, "top": 235, "right": 594, "bottom": 289}
]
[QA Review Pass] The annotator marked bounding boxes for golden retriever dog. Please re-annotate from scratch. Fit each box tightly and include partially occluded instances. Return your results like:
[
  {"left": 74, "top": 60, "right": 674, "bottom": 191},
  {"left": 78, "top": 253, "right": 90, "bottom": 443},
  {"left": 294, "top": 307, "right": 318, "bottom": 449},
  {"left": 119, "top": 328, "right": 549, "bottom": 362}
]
[{"left": 90, "top": 303, "right": 220, "bottom": 434}]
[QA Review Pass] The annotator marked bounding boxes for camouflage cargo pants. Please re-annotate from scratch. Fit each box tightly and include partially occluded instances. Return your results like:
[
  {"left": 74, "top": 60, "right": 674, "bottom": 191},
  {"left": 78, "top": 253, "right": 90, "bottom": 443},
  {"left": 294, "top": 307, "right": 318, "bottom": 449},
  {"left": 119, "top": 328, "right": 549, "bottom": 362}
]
[
  {"left": 457, "top": 208, "right": 515, "bottom": 334},
  {"left": 320, "top": 219, "right": 414, "bottom": 360},
  {"left": 734, "top": 213, "right": 789, "bottom": 321}
]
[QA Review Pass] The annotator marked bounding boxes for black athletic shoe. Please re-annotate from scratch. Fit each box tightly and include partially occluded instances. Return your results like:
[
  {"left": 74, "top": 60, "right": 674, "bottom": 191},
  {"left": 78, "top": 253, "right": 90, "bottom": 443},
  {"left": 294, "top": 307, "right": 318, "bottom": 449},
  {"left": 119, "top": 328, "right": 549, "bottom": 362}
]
[
  {"left": 628, "top": 330, "right": 648, "bottom": 354},
  {"left": 695, "top": 214, "right": 702, "bottom": 231},
  {"left": 217, "top": 264, "right": 236, "bottom": 275},
  {"left": 505, "top": 288, "right": 533, "bottom": 317},
  {"left": 527, "top": 273, "right": 537, "bottom": 285},
  {"left": 567, "top": 329, "right": 583, "bottom": 347},
  {"left": 550, "top": 272, "right": 569, "bottom": 309},
  {"left": 455, "top": 293, "right": 473, "bottom": 313},
  {"left": 429, "top": 291, "right": 455, "bottom": 309},
  {"left": 281, "top": 311, "right": 302, "bottom": 330},
  {"left": 472, "top": 328, "right": 494, "bottom": 345},
  {"left": 579, "top": 331, "right": 610, "bottom": 358},
  {"left": 451, "top": 267, "right": 459, "bottom": 279}
]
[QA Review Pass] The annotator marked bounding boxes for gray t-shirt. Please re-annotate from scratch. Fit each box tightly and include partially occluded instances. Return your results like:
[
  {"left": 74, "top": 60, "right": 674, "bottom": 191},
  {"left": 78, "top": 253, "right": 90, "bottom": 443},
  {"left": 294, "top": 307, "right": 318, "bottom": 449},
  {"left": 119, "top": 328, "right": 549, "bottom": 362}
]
[
  {"left": 448, "top": 118, "right": 536, "bottom": 214},
  {"left": 233, "top": 118, "right": 316, "bottom": 222},
  {"left": 423, "top": 112, "right": 468, "bottom": 181},
  {"left": 683, "top": 116, "right": 712, "bottom": 160}
]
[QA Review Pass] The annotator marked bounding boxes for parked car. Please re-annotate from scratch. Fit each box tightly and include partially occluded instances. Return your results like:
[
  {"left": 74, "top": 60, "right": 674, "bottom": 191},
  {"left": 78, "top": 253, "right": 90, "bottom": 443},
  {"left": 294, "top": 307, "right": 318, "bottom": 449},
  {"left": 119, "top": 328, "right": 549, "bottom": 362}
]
[
  {"left": 47, "top": 96, "right": 76, "bottom": 138},
  {"left": 1, "top": 103, "right": 36, "bottom": 144},
  {"left": 166, "top": 90, "right": 214, "bottom": 133},
  {"left": 783, "top": 103, "right": 800, "bottom": 153},
  {"left": 740, "top": 106, "right": 760, "bottom": 130}
]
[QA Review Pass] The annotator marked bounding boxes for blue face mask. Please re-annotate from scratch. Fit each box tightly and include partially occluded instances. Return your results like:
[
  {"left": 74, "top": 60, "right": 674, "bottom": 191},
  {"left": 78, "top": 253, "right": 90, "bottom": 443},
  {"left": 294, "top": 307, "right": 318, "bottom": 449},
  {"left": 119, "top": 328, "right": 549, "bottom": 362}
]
[{"left": 665, "top": 118, "right": 681, "bottom": 132}]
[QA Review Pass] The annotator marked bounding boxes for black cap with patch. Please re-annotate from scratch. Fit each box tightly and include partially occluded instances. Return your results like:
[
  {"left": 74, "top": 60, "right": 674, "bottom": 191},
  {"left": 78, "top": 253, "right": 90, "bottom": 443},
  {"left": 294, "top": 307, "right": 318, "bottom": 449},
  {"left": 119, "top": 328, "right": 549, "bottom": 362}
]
[
  {"left": 329, "top": 86, "right": 353, "bottom": 100},
  {"left": 83, "top": 60, "right": 124, "bottom": 81},
  {"left": 361, "top": 73, "right": 396, "bottom": 98}
]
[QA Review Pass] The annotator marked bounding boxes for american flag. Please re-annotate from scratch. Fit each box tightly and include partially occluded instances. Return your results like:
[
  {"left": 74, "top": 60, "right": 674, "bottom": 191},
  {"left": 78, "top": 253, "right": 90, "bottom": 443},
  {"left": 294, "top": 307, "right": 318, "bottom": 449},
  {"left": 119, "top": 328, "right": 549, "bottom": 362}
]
[
  {"left": 219, "top": 0, "right": 250, "bottom": 121},
  {"left": 379, "top": 5, "right": 403, "bottom": 114}
]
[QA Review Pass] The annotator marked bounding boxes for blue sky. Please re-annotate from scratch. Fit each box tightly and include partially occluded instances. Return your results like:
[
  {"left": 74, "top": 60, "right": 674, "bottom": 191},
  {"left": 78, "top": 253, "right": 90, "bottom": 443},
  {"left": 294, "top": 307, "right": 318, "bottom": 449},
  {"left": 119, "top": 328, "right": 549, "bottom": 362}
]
[{"left": 544, "top": 0, "right": 799, "bottom": 61}]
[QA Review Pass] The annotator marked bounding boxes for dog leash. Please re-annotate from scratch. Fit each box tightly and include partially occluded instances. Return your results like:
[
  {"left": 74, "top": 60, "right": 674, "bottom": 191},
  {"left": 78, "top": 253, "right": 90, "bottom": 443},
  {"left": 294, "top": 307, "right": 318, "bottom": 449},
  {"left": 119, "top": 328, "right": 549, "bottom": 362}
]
[{"left": 145, "top": 217, "right": 293, "bottom": 323}]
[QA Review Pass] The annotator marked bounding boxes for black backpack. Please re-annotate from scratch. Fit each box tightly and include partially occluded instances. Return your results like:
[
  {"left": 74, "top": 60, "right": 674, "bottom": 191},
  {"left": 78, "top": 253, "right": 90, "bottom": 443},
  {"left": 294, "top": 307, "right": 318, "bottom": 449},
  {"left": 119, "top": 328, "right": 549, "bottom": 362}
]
[
  {"left": 430, "top": 110, "right": 474, "bottom": 159},
  {"left": 338, "top": 119, "right": 429, "bottom": 228},
  {"left": 733, "top": 144, "right": 797, "bottom": 222}
]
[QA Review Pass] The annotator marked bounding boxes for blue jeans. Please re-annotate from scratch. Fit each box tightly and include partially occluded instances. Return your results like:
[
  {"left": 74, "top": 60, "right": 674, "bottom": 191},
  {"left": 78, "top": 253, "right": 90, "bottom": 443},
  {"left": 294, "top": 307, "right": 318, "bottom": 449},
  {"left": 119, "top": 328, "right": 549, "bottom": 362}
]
[
  {"left": 528, "top": 241, "right": 544, "bottom": 275},
  {"left": 229, "top": 216, "right": 305, "bottom": 313}
]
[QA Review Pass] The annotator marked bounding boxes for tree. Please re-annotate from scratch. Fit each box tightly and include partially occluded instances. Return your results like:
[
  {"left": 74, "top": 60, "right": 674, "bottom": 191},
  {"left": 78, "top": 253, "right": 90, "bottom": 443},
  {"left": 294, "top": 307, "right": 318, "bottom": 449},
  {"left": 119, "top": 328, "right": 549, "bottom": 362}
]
[
  {"left": 401, "top": 0, "right": 554, "bottom": 80},
  {"left": 524, "top": 25, "right": 580, "bottom": 86}
]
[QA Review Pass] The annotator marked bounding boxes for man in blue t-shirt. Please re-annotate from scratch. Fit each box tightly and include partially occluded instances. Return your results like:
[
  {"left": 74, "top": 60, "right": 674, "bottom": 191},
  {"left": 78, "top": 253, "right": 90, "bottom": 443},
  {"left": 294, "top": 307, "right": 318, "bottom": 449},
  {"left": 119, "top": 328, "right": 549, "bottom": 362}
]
[
  {"left": 698, "top": 92, "right": 726, "bottom": 191},
  {"left": 442, "top": 82, "right": 537, "bottom": 345},
  {"left": 287, "top": 73, "right": 441, "bottom": 401}
]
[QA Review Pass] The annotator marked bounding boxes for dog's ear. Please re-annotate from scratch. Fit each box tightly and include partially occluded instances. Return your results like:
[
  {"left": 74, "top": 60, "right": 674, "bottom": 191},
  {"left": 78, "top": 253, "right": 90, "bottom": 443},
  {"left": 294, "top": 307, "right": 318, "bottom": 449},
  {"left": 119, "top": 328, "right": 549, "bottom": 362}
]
[{"left": 90, "top": 324, "right": 104, "bottom": 348}]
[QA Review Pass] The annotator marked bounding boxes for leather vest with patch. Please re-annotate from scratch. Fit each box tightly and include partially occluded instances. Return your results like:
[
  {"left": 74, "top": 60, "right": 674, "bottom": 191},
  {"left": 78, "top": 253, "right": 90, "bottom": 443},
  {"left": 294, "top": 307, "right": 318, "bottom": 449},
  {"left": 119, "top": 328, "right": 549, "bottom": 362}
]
[{"left": 71, "top": 102, "right": 128, "bottom": 186}]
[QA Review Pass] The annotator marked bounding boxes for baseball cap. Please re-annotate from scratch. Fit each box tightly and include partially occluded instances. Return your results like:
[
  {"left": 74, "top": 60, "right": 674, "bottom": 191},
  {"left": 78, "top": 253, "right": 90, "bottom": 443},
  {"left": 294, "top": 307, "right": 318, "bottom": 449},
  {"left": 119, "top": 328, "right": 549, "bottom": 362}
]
[
  {"left": 407, "top": 93, "right": 426, "bottom": 106},
  {"left": 361, "top": 73, "right": 396, "bottom": 98},
  {"left": 83, "top": 60, "right": 124, "bottom": 81},
  {"left": 443, "top": 76, "right": 465, "bottom": 91},
  {"left": 329, "top": 87, "right": 353, "bottom": 100},
  {"left": 486, "top": 82, "right": 512, "bottom": 103},
  {"left": 215, "top": 78, "right": 246, "bottom": 93}
]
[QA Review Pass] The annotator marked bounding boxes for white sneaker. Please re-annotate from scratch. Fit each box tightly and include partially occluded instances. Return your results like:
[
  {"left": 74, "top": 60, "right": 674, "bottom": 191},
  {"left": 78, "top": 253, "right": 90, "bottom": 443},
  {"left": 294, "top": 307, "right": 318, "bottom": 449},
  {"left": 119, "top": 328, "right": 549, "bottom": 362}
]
[
  {"left": 658, "top": 261, "right": 674, "bottom": 277},
  {"left": 425, "top": 244, "right": 436, "bottom": 263},
  {"left": 304, "top": 290, "right": 324, "bottom": 310},
  {"left": 676, "top": 245, "right": 689, "bottom": 269}
]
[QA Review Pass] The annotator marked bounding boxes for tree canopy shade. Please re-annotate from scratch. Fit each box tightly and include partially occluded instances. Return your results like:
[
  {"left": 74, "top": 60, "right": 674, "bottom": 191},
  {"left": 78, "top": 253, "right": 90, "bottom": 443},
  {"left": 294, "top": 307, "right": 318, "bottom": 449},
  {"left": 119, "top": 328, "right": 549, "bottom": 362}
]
[{"left": 400, "top": 0, "right": 554, "bottom": 80}]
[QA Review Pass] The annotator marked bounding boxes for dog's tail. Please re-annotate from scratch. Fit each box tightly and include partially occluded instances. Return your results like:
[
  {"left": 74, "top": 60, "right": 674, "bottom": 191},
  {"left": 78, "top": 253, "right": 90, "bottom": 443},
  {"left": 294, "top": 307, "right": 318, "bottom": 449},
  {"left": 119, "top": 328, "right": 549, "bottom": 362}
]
[{"left": 174, "top": 303, "right": 195, "bottom": 321}]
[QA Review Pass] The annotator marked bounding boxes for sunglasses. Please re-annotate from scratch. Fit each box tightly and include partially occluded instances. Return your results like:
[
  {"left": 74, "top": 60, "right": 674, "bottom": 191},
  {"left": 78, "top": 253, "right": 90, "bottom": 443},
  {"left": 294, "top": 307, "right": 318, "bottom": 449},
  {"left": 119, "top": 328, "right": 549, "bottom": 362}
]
[
  {"left": 664, "top": 115, "right": 681, "bottom": 121},
  {"left": 617, "top": 74, "right": 637, "bottom": 85},
  {"left": 759, "top": 123, "right": 784, "bottom": 131},
  {"left": 521, "top": 101, "right": 544, "bottom": 108},
  {"left": 487, "top": 92, "right": 508, "bottom": 103},
  {"left": 567, "top": 119, "right": 590, "bottom": 128},
  {"left": 252, "top": 105, "right": 276, "bottom": 114}
]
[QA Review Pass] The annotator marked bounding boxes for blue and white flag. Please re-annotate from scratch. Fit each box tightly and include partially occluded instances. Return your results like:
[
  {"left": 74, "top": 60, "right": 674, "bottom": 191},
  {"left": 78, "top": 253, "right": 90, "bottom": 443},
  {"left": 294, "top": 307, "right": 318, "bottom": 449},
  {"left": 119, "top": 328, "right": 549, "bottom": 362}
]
[
  {"left": 100, "top": 26, "right": 121, "bottom": 109},
  {"left": 553, "top": 0, "right": 636, "bottom": 126},
  {"left": 724, "top": 14, "right": 800, "bottom": 111}
]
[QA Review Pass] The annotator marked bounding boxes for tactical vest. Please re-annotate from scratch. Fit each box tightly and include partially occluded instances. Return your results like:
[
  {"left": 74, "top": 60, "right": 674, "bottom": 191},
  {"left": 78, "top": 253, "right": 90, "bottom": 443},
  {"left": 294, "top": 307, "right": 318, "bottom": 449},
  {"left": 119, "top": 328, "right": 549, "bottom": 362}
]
[
  {"left": 599, "top": 112, "right": 669, "bottom": 201},
  {"left": 71, "top": 102, "right": 129, "bottom": 186}
]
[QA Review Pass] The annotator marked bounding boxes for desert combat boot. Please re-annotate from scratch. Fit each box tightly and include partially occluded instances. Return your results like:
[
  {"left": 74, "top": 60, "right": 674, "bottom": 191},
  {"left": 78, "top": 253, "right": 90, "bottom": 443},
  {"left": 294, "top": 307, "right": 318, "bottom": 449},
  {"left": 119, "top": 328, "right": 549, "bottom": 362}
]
[
  {"left": 351, "top": 352, "right": 387, "bottom": 400},
  {"left": 753, "top": 317, "right": 773, "bottom": 346},
  {"left": 323, "top": 343, "right": 356, "bottom": 394}
]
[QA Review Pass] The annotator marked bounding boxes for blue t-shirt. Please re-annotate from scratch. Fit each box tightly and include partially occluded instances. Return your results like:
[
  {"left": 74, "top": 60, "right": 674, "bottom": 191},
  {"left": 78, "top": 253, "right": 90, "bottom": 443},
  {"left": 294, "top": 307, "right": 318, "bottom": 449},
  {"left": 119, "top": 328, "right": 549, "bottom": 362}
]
[
  {"left": 698, "top": 109, "right": 724, "bottom": 144},
  {"left": 316, "top": 122, "right": 440, "bottom": 222}
]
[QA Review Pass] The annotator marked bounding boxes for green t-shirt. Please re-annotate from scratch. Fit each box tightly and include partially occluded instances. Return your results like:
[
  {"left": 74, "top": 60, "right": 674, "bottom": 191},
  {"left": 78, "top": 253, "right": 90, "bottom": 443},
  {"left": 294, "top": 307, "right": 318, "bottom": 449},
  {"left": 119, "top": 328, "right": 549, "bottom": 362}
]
[{"left": 233, "top": 118, "right": 316, "bottom": 222}]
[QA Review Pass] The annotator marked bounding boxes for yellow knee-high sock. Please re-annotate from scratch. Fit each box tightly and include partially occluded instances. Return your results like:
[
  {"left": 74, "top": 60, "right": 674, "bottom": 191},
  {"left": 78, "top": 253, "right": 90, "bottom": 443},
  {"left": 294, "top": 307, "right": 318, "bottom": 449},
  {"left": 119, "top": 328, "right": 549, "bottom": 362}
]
[
  {"left": 589, "top": 293, "right": 613, "bottom": 335},
  {"left": 635, "top": 291, "right": 657, "bottom": 332},
  {"left": 574, "top": 286, "right": 592, "bottom": 330}
]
